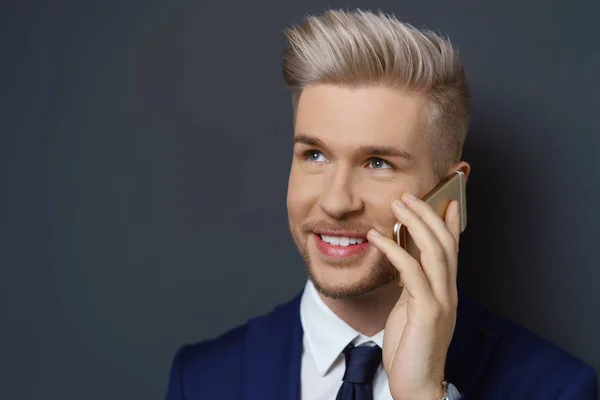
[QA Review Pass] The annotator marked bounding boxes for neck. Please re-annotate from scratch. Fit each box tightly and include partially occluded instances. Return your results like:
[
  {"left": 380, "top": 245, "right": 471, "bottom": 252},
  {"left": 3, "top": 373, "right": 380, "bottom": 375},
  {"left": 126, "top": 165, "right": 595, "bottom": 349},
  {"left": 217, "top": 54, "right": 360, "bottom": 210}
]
[{"left": 317, "top": 282, "right": 403, "bottom": 337}]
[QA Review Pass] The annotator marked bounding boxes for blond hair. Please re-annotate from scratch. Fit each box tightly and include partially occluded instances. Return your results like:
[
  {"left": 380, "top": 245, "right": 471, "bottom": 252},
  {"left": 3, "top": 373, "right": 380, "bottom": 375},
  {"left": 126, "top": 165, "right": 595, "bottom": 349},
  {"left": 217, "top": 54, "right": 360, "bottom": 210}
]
[{"left": 281, "top": 9, "right": 470, "bottom": 178}]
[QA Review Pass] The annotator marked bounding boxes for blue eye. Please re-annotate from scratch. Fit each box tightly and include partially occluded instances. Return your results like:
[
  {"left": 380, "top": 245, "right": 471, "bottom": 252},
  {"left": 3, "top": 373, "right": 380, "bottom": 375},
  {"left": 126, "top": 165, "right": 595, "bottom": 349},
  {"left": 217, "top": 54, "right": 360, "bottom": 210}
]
[
  {"left": 368, "top": 158, "right": 392, "bottom": 169},
  {"left": 306, "top": 150, "right": 327, "bottom": 162}
]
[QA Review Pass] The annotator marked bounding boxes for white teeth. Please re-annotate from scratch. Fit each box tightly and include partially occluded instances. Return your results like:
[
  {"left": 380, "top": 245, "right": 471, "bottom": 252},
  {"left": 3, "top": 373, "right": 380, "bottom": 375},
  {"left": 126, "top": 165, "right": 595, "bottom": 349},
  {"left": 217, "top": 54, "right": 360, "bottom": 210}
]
[{"left": 320, "top": 235, "right": 365, "bottom": 246}]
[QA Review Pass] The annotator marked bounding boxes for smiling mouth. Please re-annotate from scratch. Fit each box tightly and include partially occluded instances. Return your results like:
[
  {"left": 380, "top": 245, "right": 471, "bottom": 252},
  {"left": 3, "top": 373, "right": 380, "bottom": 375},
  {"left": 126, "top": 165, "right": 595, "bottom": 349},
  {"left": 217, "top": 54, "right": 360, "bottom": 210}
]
[
  {"left": 312, "top": 233, "right": 371, "bottom": 260},
  {"left": 318, "top": 234, "right": 366, "bottom": 246}
]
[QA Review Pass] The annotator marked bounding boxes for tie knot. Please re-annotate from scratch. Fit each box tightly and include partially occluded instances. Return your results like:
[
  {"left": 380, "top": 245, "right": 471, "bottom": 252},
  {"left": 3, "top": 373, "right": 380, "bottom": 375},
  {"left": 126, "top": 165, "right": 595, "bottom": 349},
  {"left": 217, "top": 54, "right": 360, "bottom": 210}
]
[{"left": 341, "top": 344, "right": 382, "bottom": 384}]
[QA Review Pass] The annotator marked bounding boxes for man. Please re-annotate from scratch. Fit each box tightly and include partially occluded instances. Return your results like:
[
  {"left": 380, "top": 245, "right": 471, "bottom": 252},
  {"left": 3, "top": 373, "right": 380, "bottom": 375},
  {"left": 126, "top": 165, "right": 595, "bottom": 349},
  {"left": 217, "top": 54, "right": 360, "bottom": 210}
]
[{"left": 164, "top": 9, "right": 597, "bottom": 400}]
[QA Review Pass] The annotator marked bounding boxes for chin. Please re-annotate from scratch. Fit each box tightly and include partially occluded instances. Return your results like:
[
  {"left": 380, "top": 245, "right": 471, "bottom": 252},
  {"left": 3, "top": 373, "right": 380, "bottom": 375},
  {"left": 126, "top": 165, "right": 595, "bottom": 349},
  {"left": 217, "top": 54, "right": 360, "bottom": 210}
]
[
  {"left": 306, "top": 259, "right": 395, "bottom": 300},
  {"left": 290, "top": 227, "right": 395, "bottom": 299}
]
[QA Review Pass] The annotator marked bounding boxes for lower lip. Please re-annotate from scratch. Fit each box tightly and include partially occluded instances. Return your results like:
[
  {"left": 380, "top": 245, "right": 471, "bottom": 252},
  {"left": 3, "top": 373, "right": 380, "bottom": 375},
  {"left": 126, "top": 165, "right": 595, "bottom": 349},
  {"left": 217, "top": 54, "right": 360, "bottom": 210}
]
[{"left": 313, "top": 233, "right": 370, "bottom": 259}]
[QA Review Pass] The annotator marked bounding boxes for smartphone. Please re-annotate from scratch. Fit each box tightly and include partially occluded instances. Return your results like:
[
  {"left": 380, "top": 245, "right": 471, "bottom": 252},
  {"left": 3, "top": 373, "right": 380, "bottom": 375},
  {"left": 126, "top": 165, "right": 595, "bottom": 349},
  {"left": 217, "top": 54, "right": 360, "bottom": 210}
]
[{"left": 392, "top": 166, "right": 468, "bottom": 286}]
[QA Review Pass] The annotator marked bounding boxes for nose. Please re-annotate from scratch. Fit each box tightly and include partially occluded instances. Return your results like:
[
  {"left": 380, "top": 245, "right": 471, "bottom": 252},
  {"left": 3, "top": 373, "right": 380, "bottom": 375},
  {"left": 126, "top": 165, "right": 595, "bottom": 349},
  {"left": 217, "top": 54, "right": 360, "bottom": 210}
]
[{"left": 318, "top": 165, "right": 363, "bottom": 219}]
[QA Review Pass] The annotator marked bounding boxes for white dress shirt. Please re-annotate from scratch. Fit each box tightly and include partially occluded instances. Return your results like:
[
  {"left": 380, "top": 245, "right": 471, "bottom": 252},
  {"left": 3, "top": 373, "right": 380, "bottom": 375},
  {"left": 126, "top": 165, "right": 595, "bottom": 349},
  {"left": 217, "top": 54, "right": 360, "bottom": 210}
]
[{"left": 299, "top": 280, "right": 461, "bottom": 400}]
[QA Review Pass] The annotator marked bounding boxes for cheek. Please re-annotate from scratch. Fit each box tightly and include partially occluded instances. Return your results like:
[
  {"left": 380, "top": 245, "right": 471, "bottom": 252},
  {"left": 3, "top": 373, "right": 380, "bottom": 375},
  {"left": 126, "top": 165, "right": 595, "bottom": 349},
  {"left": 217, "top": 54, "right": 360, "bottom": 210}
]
[
  {"left": 286, "top": 166, "right": 321, "bottom": 220},
  {"left": 362, "top": 189, "right": 400, "bottom": 233},
  {"left": 358, "top": 178, "right": 420, "bottom": 233}
]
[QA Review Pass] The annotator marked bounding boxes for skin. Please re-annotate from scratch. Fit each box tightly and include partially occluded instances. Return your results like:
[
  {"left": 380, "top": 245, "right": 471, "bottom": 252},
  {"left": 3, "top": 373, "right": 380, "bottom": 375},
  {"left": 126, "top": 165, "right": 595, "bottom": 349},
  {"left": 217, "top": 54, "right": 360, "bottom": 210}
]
[{"left": 286, "top": 83, "right": 470, "bottom": 399}]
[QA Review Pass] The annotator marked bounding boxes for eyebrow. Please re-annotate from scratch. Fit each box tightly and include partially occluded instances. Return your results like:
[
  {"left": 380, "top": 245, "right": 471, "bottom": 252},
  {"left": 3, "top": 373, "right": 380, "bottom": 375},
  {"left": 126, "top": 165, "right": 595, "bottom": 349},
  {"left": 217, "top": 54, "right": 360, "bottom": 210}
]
[{"left": 293, "top": 134, "right": 413, "bottom": 161}]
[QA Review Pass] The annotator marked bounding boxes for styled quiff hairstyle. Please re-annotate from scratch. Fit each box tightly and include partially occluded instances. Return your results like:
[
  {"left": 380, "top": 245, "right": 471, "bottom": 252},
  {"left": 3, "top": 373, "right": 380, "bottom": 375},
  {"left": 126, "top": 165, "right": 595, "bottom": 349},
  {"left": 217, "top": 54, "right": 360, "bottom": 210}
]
[{"left": 281, "top": 9, "right": 470, "bottom": 178}]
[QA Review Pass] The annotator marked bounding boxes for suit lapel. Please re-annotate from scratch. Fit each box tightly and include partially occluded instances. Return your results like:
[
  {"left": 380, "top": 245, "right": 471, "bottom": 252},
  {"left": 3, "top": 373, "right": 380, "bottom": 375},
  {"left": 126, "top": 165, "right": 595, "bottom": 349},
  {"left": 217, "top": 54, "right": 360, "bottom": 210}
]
[
  {"left": 242, "top": 288, "right": 502, "bottom": 399},
  {"left": 243, "top": 291, "right": 304, "bottom": 400},
  {"left": 445, "top": 291, "right": 506, "bottom": 397}
]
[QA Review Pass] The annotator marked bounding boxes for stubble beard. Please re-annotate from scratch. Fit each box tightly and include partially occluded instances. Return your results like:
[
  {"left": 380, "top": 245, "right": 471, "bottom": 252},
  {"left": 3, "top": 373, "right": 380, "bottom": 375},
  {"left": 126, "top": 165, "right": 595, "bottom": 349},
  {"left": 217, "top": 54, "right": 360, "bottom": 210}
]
[{"left": 289, "top": 223, "right": 396, "bottom": 300}]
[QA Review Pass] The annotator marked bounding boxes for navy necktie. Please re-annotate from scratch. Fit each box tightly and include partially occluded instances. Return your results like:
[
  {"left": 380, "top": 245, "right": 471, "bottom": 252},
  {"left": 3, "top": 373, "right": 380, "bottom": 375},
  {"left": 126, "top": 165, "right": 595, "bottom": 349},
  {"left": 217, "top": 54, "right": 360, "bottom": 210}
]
[{"left": 335, "top": 344, "right": 383, "bottom": 400}]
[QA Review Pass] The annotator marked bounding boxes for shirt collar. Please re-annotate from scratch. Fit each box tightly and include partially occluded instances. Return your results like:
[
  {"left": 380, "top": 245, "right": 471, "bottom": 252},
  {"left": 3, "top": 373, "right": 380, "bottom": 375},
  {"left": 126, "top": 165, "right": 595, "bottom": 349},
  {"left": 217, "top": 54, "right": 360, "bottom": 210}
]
[{"left": 300, "top": 280, "right": 384, "bottom": 376}]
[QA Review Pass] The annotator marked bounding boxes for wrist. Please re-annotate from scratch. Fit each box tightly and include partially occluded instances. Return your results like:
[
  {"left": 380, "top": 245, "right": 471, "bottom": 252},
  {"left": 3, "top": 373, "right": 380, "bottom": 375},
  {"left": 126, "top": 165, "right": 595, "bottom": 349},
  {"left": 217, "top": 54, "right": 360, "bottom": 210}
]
[
  {"left": 389, "top": 373, "right": 448, "bottom": 400},
  {"left": 420, "top": 380, "right": 447, "bottom": 399}
]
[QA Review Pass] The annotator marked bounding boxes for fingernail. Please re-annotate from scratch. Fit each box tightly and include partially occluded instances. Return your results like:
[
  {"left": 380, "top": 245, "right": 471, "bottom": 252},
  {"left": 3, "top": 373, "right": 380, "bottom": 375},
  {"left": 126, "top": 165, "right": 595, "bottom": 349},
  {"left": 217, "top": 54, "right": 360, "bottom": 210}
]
[
  {"left": 393, "top": 199, "right": 407, "bottom": 209},
  {"left": 404, "top": 192, "right": 417, "bottom": 202},
  {"left": 368, "top": 229, "right": 381, "bottom": 237}
]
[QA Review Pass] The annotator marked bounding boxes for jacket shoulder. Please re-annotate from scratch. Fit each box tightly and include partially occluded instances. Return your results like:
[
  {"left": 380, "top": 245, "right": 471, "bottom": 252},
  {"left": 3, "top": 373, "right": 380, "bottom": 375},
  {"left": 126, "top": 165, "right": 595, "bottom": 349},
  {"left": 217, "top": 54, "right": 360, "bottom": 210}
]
[
  {"left": 165, "top": 323, "right": 248, "bottom": 400},
  {"left": 474, "top": 305, "right": 597, "bottom": 398},
  {"left": 164, "top": 292, "right": 303, "bottom": 400}
]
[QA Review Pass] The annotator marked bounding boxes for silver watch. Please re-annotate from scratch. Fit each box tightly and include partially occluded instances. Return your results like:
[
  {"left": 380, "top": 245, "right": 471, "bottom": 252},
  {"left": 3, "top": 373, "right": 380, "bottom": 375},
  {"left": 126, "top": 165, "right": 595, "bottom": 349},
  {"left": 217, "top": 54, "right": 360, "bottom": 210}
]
[{"left": 438, "top": 381, "right": 449, "bottom": 400}]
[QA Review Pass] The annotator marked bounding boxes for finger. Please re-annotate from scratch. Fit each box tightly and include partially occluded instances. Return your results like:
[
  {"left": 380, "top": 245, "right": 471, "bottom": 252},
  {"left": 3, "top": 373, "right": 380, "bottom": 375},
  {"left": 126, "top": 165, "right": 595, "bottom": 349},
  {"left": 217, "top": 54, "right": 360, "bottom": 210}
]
[
  {"left": 444, "top": 200, "right": 461, "bottom": 284},
  {"left": 366, "top": 229, "right": 434, "bottom": 301},
  {"left": 444, "top": 200, "right": 461, "bottom": 249},
  {"left": 392, "top": 197, "right": 450, "bottom": 301},
  {"left": 402, "top": 193, "right": 460, "bottom": 272}
]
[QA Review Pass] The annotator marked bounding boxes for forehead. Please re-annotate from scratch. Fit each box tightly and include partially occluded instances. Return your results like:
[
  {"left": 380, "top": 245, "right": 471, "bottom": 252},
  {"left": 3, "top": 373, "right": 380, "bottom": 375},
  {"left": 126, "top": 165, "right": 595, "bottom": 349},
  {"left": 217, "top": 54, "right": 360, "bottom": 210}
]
[{"left": 294, "top": 84, "right": 427, "bottom": 150}]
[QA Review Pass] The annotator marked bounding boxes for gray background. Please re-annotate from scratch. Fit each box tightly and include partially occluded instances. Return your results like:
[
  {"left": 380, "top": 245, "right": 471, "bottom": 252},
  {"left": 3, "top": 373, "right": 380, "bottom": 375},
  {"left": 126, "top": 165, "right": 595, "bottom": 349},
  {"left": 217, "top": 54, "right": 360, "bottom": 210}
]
[{"left": 1, "top": 0, "right": 599, "bottom": 399}]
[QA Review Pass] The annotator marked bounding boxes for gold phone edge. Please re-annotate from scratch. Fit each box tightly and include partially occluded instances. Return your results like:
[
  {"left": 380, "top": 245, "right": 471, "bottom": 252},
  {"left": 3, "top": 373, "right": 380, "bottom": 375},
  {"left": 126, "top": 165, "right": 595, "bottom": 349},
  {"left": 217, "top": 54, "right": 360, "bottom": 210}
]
[
  {"left": 392, "top": 168, "right": 467, "bottom": 286},
  {"left": 393, "top": 221, "right": 404, "bottom": 286}
]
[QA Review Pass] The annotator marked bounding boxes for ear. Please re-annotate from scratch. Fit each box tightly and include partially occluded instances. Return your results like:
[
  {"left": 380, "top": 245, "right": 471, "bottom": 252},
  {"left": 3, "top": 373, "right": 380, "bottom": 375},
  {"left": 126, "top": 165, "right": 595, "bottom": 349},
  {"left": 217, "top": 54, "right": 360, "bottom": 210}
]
[{"left": 449, "top": 161, "right": 471, "bottom": 183}]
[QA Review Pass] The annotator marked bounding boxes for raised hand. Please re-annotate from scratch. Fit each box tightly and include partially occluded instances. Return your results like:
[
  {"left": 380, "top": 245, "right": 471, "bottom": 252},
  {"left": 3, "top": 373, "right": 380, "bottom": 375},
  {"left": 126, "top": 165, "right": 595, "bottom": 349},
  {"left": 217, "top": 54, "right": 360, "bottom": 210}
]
[{"left": 366, "top": 193, "right": 461, "bottom": 400}]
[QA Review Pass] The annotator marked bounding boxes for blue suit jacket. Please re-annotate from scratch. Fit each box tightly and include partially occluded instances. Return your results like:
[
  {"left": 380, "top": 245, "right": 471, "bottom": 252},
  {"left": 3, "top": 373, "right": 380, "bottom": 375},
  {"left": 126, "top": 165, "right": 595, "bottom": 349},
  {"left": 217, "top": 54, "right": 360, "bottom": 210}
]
[{"left": 165, "top": 290, "right": 597, "bottom": 399}]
